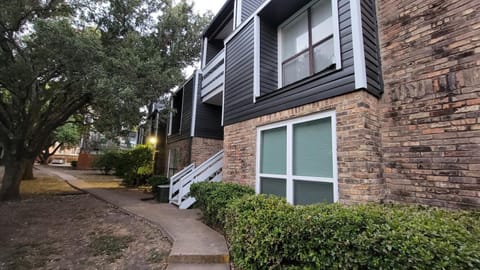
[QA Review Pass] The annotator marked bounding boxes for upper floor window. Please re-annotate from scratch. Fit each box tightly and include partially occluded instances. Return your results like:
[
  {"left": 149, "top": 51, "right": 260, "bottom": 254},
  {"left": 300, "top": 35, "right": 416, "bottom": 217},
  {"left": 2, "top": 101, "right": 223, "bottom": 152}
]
[{"left": 279, "top": 0, "right": 335, "bottom": 86}]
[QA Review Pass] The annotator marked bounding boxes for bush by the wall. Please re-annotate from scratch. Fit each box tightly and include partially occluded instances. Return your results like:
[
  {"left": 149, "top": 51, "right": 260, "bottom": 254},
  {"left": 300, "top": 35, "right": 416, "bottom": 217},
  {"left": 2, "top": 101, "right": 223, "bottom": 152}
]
[
  {"left": 120, "top": 145, "right": 153, "bottom": 186},
  {"left": 225, "top": 195, "right": 480, "bottom": 270},
  {"left": 93, "top": 150, "right": 120, "bottom": 175},
  {"left": 190, "top": 182, "right": 254, "bottom": 229},
  {"left": 93, "top": 145, "right": 153, "bottom": 186}
]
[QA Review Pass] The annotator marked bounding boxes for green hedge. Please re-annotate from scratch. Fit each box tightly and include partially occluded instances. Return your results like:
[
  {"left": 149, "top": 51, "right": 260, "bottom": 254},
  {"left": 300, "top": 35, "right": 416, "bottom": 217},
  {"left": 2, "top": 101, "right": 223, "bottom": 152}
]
[
  {"left": 189, "top": 182, "right": 254, "bottom": 229},
  {"left": 93, "top": 145, "right": 153, "bottom": 186},
  {"left": 224, "top": 195, "right": 480, "bottom": 270}
]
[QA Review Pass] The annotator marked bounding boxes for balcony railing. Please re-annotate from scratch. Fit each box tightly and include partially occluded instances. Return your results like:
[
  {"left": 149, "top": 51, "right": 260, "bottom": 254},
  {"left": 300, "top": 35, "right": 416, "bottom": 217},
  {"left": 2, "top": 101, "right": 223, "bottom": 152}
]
[{"left": 201, "top": 49, "right": 225, "bottom": 103}]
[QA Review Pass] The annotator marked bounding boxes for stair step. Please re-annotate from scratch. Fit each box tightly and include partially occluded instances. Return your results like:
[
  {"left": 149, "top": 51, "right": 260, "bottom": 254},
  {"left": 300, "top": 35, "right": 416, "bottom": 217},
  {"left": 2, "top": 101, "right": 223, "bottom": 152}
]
[
  {"left": 167, "top": 263, "right": 230, "bottom": 270},
  {"left": 168, "top": 253, "right": 230, "bottom": 264}
]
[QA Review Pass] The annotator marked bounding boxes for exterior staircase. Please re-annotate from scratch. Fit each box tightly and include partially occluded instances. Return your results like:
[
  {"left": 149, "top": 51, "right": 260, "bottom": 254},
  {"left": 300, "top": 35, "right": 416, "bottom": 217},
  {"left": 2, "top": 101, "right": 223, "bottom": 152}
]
[{"left": 169, "top": 150, "right": 224, "bottom": 209}]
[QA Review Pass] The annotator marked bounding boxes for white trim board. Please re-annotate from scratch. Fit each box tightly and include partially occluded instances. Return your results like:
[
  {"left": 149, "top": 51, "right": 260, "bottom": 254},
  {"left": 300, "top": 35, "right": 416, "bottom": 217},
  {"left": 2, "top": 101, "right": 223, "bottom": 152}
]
[
  {"left": 202, "top": 38, "right": 208, "bottom": 69},
  {"left": 191, "top": 70, "right": 199, "bottom": 137},
  {"left": 253, "top": 15, "right": 260, "bottom": 102},
  {"left": 168, "top": 98, "right": 173, "bottom": 136},
  {"left": 234, "top": 0, "right": 243, "bottom": 27},
  {"left": 350, "top": 0, "right": 367, "bottom": 89},
  {"left": 224, "top": 0, "right": 272, "bottom": 45}
]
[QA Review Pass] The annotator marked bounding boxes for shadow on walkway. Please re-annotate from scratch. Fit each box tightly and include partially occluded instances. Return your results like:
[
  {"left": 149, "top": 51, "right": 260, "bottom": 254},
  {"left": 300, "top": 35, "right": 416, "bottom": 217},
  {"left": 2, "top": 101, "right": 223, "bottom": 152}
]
[{"left": 39, "top": 166, "right": 230, "bottom": 270}]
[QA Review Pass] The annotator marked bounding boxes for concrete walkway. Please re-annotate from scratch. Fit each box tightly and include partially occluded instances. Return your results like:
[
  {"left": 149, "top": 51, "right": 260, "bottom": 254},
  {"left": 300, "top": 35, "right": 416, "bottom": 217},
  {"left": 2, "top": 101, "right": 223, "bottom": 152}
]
[{"left": 39, "top": 166, "right": 230, "bottom": 270}]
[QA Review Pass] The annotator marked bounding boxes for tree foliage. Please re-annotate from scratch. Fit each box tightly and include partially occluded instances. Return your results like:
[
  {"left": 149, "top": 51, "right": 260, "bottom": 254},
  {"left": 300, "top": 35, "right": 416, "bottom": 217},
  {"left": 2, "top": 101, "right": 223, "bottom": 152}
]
[
  {"left": 0, "top": 0, "right": 210, "bottom": 200},
  {"left": 39, "top": 122, "right": 82, "bottom": 164}
]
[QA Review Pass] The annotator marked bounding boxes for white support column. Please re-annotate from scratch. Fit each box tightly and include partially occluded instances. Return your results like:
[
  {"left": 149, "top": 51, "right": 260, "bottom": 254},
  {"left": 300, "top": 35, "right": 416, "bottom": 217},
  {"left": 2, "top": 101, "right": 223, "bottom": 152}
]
[
  {"left": 202, "top": 37, "right": 208, "bottom": 69},
  {"left": 350, "top": 0, "right": 367, "bottom": 89},
  {"left": 253, "top": 15, "right": 260, "bottom": 102},
  {"left": 191, "top": 70, "right": 199, "bottom": 137}
]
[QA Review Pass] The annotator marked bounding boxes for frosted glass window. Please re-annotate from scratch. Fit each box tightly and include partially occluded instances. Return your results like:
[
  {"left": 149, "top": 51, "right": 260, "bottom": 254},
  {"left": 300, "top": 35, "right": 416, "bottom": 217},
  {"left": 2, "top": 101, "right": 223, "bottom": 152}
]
[
  {"left": 283, "top": 51, "right": 309, "bottom": 86},
  {"left": 294, "top": 180, "right": 333, "bottom": 205},
  {"left": 293, "top": 118, "right": 333, "bottom": 177},
  {"left": 281, "top": 13, "right": 308, "bottom": 61},
  {"left": 261, "top": 177, "right": 286, "bottom": 198},
  {"left": 260, "top": 127, "right": 286, "bottom": 174},
  {"left": 311, "top": 0, "right": 333, "bottom": 44},
  {"left": 313, "top": 38, "right": 335, "bottom": 73}
]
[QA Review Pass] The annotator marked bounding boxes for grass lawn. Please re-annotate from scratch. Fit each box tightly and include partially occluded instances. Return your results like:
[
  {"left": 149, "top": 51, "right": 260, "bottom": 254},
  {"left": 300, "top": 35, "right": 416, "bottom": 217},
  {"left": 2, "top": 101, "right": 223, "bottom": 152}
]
[{"left": 20, "top": 176, "right": 82, "bottom": 197}]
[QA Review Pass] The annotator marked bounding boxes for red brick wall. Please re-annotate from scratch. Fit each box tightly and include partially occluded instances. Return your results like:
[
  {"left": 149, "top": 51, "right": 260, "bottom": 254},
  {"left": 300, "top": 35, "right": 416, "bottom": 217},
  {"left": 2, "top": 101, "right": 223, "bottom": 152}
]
[
  {"left": 224, "top": 91, "right": 384, "bottom": 204},
  {"left": 167, "top": 138, "right": 192, "bottom": 173},
  {"left": 378, "top": 0, "right": 480, "bottom": 208},
  {"left": 191, "top": 137, "right": 223, "bottom": 165},
  {"left": 76, "top": 153, "right": 94, "bottom": 170}
]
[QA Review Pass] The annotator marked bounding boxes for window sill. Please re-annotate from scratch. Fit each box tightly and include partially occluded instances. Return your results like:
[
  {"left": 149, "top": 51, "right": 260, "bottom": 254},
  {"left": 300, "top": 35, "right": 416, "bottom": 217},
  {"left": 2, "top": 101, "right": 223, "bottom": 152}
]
[{"left": 256, "top": 63, "right": 337, "bottom": 102}]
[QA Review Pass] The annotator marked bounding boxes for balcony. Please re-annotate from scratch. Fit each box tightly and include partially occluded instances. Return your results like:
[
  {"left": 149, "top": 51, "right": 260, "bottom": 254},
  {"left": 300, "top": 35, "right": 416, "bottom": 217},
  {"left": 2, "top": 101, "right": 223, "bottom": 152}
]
[{"left": 201, "top": 49, "right": 225, "bottom": 106}]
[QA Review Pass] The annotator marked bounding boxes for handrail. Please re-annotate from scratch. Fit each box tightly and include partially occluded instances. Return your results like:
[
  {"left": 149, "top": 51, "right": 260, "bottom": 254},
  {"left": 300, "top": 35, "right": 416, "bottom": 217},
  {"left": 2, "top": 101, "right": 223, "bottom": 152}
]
[
  {"left": 169, "top": 150, "right": 224, "bottom": 209},
  {"left": 203, "top": 48, "right": 225, "bottom": 75},
  {"left": 169, "top": 163, "right": 195, "bottom": 204}
]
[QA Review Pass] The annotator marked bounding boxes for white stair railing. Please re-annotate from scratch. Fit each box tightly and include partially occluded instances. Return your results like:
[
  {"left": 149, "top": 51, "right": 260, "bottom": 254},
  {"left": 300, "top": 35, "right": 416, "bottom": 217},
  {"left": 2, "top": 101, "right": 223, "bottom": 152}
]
[
  {"left": 169, "top": 164, "right": 195, "bottom": 206},
  {"left": 169, "top": 150, "right": 224, "bottom": 209}
]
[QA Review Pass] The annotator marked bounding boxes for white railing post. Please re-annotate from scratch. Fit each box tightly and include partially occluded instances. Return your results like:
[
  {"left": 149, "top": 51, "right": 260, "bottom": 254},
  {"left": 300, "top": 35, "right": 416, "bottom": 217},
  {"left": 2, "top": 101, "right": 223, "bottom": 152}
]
[{"left": 169, "top": 150, "right": 224, "bottom": 209}]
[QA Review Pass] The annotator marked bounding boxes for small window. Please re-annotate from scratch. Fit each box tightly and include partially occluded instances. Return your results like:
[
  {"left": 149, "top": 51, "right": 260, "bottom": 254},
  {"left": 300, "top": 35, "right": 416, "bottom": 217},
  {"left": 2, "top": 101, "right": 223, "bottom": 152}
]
[
  {"left": 279, "top": 0, "right": 336, "bottom": 87},
  {"left": 256, "top": 111, "right": 338, "bottom": 204}
]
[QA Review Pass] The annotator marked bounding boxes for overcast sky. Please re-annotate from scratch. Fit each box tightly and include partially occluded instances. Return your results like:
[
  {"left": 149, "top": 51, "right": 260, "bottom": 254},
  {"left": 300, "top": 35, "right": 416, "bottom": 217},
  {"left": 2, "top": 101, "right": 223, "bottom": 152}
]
[
  {"left": 180, "top": 0, "right": 225, "bottom": 76},
  {"left": 192, "top": 0, "right": 226, "bottom": 14}
]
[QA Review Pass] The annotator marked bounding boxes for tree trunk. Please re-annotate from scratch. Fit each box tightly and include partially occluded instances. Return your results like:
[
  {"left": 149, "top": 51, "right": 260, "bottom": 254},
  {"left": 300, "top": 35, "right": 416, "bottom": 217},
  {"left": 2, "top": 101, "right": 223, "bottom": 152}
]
[
  {"left": 22, "top": 159, "right": 35, "bottom": 180},
  {"left": 0, "top": 157, "right": 27, "bottom": 201}
]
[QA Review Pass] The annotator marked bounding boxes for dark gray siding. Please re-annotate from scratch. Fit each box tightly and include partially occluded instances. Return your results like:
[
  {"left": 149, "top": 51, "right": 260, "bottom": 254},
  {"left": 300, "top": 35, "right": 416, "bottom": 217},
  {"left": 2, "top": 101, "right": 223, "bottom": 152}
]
[
  {"left": 224, "top": 0, "right": 358, "bottom": 125},
  {"left": 361, "top": 0, "right": 383, "bottom": 96},
  {"left": 260, "top": 20, "right": 277, "bottom": 95},
  {"left": 168, "top": 79, "right": 193, "bottom": 143},
  {"left": 194, "top": 73, "right": 224, "bottom": 139},
  {"left": 224, "top": 20, "right": 254, "bottom": 124},
  {"left": 206, "top": 40, "right": 223, "bottom": 64},
  {"left": 241, "top": 0, "right": 264, "bottom": 22},
  {"left": 170, "top": 90, "right": 183, "bottom": 135},
  {"left": 180, "top": 79, "right": 194, "bottom": 135}
]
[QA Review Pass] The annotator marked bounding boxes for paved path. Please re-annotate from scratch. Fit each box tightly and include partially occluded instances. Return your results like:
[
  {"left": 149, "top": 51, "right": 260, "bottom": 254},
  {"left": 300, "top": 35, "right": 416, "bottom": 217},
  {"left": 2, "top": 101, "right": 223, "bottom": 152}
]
[{"left": 39, "top": 166, "right": 230, "bottom": 270}]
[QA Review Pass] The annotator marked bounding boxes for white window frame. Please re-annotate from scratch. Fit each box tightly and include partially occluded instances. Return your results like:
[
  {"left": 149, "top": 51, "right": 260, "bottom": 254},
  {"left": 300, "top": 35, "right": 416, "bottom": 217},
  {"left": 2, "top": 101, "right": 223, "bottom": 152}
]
[
  {"left": 256, "top": 110, "right": 338, "bottom": 204},
  {"left": 277, "top": 0, "right": 341, "bottom": 88}
]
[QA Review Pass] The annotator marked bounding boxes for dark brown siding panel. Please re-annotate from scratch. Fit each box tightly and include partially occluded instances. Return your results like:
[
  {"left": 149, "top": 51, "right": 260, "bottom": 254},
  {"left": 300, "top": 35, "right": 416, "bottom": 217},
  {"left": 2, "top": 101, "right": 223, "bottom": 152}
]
[
  {"left": 241, "top": 0, "right": 264, "bottom": 21},
  {"left": 361, "top": 0, "right": 383, "bottom": 96},
  {"left": 224, "top": 0, "right": 369, "bottom": 125},
  {"left": 195, "top": 74, "right": 224, "bottom": 139}
]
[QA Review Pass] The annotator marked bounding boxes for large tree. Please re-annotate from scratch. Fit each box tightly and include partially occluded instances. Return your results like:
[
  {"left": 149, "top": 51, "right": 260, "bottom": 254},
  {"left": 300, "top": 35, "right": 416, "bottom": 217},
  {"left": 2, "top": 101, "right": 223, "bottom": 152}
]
[{"left": 0, "top": 0, "right": 209, "bottom": 200}]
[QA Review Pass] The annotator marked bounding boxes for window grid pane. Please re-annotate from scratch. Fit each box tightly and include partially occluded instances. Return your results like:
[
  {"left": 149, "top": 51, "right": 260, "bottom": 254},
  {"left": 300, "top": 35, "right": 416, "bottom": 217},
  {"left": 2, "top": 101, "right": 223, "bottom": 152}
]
[
  {"left": 311, "top": 0, "right": 333, "bottom": 44},
  {"left": 261, "top": 177, "right": 287, "bottom": 198},
  {"left": 282, "top": 51, "right": 310, "bottom": 86},
  {"left": 293, "top": 117, "right": 333, "bottom": 177},
  {"left": 294, "top": 180, "right": 334, "bottom": 205},
  {"left": 313, "top": 37, "right": 335, "bottom": 73},
  {"left": 281, "top": 12, "right": 308, "bottom": 61},
  {"left": 260, "top": 127, "right": 287, "bottom": 174}
]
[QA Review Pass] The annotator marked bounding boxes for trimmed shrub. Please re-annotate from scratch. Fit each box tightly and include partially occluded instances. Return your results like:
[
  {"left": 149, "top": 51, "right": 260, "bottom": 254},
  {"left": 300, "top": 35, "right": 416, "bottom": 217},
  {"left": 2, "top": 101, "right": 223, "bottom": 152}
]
[
  {"left": 225, "top": 195, "right": 480, "bottom": 270},
  {"left": 93, "top": 145, "right": 153, "bottom": 186},
  {"left": 189, "top": 182, "right": 254, "bottom": 229},
  {"left": 93, "top": 150, "right": 120, "bottom": 175}
]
